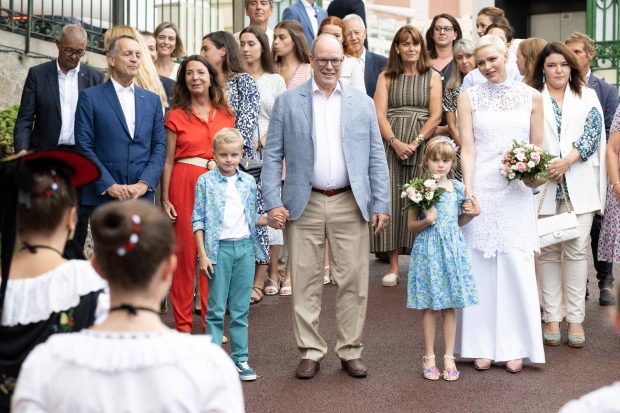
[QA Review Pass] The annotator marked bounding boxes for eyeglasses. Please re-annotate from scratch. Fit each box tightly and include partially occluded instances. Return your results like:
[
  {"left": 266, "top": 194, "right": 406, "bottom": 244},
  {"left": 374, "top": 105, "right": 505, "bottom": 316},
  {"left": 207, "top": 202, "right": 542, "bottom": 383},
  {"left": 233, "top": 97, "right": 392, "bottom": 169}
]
[
  {"left": 61, "top": 48, "right": 86, "bottom": 58},
  {"left": 314, "top": 57, "right": 344, "bottom": 68},
  {"left": 434, "top": 26, "right": 454, "bottom": 33}
]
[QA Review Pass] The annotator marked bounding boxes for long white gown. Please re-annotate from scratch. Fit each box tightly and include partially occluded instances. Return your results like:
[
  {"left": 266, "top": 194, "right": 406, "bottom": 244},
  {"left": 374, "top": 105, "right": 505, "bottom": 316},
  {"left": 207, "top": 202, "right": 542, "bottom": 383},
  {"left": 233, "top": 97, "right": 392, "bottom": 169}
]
[{"left": 456, "top": 78, "right": 545, "bottom": 363}]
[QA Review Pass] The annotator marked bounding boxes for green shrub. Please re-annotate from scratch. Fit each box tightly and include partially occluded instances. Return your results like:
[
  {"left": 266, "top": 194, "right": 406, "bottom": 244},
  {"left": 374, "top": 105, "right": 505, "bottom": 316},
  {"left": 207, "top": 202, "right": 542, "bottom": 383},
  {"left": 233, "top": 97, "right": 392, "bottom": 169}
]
[{"left": 0, "top": 105, "right": 19, "bottom": 158}]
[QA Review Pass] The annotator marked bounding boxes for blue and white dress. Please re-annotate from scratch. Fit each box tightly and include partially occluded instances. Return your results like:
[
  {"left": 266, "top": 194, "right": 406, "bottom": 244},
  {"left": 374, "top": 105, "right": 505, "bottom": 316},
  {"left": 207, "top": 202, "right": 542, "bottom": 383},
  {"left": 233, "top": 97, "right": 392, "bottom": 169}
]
[{"left": 407, "top": 180, "right": 478, "bottom": 310}]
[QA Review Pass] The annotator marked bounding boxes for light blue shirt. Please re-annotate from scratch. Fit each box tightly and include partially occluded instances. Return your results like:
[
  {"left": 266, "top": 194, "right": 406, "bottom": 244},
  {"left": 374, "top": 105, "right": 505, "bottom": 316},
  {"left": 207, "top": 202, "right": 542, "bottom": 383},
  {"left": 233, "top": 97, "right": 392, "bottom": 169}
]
[{"left": 192, "top": 168, "right": 267, "bottom": 264}]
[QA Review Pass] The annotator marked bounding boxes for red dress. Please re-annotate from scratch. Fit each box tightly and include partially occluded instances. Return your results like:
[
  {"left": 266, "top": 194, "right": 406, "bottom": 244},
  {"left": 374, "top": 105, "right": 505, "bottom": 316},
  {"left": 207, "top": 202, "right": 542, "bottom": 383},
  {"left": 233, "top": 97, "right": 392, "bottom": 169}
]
[{"left": 164, "top": 106, "right": 235, "bottom": 332}]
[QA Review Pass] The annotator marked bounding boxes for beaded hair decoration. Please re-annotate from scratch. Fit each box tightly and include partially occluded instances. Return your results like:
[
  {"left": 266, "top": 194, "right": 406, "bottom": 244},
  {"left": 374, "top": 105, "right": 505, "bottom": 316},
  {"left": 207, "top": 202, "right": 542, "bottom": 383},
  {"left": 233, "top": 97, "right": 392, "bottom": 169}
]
[{"left": 116, "top": 214, "right": 142, "bottom": 257}]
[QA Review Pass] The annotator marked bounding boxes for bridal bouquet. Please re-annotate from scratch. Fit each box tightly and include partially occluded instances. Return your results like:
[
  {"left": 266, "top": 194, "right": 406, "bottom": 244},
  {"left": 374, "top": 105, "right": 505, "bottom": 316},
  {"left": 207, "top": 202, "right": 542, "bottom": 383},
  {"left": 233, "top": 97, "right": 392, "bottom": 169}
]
[
  {"left": 500, "top": 140, "right": 554, "bottom": 181},
  {"left": 400, "top": 173, "right": 446, "bottom": 211}
]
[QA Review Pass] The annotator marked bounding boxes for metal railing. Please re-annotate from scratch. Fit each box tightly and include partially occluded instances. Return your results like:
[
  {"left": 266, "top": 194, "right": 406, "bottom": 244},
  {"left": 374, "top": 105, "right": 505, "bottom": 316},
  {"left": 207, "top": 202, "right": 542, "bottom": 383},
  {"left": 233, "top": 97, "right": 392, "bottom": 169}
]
[
  {"left": 587, "top": 0, "right": 620, "bottom": 87},
  {"left": 0, "top": 0, "right": 234, "bottom": 55}
]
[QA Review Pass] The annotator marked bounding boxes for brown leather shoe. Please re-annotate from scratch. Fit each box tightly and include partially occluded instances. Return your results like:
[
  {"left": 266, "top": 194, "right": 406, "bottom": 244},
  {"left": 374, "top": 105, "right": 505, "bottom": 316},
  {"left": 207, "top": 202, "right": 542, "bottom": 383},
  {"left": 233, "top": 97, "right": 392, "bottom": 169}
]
[
  {"left": 340, "top": 358, "right": 368, "bottom": 378},
  {"left": 295, "top": 359, "right": 320, "bottom": 379}
]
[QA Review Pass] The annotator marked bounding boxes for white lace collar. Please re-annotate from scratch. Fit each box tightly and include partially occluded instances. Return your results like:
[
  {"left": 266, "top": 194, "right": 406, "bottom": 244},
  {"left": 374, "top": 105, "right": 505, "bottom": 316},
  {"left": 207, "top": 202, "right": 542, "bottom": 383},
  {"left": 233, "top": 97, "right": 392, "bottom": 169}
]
[
  {"left": 43, "top": 330, "right": 215, "bottom": 372},
  {"left": 1, "top": 260, "right": 107, "bottom": 327}
]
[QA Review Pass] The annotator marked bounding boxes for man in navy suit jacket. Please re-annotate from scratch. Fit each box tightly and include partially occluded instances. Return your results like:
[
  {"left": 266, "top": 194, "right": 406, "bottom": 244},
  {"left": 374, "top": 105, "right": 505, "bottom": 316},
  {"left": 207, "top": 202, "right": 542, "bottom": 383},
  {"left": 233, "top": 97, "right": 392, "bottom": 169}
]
[
  {"left": 326, "top": 0, "right": 367, "bottom": 48},
  {"left": 343, "top": 14, "right": 387, "bottom": 98},
  {"left": 76, "top": 35, "right": 166, "bottom": 209},
  {"left": 566, "top": 32, "right": 619, "bottom": 306},
  {"left": 13, "top": 24, "right": 103, "bottom": 152},
  {"left": 282, "top": 0, "right": 327, "bottom": 48}
]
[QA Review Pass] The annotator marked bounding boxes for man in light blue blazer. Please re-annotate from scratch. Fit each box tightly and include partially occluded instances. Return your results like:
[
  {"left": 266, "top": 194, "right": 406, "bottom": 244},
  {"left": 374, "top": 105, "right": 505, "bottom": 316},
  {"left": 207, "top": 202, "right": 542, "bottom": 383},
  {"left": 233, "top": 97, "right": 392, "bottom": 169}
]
[
  {"left": 76, "top": 35, "right": 166, "bottom": 213},
  {"left": 282, "top": 0, "right": 328, "bottom": 48},
  {"left": 262, "top": 34, "right": 390, "bottom": 380}
]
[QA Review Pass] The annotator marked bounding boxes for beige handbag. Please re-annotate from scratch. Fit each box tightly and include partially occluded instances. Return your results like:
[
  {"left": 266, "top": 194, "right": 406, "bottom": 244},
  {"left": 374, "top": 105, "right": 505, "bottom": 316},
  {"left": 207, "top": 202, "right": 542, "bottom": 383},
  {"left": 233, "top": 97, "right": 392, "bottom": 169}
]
[{"left": 537, "top": 182, "right": 580, "bottom": 248}]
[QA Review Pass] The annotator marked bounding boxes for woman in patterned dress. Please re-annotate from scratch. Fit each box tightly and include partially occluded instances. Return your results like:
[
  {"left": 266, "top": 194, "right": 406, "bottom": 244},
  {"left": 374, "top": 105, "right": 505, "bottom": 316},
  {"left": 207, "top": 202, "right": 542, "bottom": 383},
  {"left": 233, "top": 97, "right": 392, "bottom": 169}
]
[
  {"left": 599, "top": 104, "right": 620, "bottom": 265},
  {"left": 372, "top": 25, "right": 442, "bottom": 287},
  {"left": 531, "top": 42, "right": 606, "bottom": 349},
  {"left": 200, "top": 31, "right": 269, "bottom": 272},
  {"left": 273, "top": 20, "right": 312, "bottom": 89},
  {"left": 240, "top": 26, "right": 287, "bottom": 303},
  {"left": 161, "top": 55, "right": 235, "bottom": 333}
]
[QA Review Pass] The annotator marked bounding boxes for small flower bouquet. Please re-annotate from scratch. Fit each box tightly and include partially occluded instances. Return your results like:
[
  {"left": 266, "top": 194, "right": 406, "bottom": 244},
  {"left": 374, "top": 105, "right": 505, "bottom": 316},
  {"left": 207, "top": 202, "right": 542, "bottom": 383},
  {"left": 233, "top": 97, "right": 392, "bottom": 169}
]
[
  {"left": 500, "top": 140, "right": 554, "bottom": 181},
  {"left": 400, "top": 173, "right": 446, "bottom": 211}
]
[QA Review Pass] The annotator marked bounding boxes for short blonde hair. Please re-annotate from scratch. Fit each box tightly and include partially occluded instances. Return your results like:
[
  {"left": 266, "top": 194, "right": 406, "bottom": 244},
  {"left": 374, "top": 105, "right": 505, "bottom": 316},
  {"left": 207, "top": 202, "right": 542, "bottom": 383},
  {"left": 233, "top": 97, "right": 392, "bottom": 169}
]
[
  {"left": 475, "top": 34, "right": 506, "bottom": 55},
  {"left": 213, "top": 128, "right": 244, "bottom": 152},
  {"left": 565, "top": 31, "right": 595, "bottom": 54}
]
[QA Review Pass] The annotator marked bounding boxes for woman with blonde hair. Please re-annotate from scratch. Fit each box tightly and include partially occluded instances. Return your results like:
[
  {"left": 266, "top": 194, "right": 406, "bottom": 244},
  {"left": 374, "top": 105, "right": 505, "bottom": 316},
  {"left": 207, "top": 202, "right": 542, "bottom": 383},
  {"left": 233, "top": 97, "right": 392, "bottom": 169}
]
[
  {"left": 103, "top": 27, "right": 168, "bottom": 109},
  {"left": 154, "top": 22, "right": 186, "bottom": 80},
  {"left": 517, "top": 37, "right": 548, "bottom": 86}
]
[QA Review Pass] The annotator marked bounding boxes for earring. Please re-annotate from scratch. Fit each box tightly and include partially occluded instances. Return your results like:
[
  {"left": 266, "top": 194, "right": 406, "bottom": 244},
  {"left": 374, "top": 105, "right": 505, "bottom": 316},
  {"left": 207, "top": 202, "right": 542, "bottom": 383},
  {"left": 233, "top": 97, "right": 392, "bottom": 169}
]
[
  {"left": 569, "top": 73, "right": 572, "bottom": 82},
  {"left": 542, "top": 72, "right": 546, "bottom": 83}
]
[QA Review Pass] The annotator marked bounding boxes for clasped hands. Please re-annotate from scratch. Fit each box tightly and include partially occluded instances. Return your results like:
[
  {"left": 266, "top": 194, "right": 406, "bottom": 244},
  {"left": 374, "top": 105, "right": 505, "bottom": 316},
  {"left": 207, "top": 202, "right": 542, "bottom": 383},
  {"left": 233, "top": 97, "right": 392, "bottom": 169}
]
[
  {"left": 462, "top": 196, "right": 481, "bottom": 216},
  {"left": 267, "top": 207, "right": 289, "bottom": 229},
  {"left": 391, "top": 139, "right": 420, "bottom": 161},
  {"left": 107, "top": 182, "right": 148, "bottom": 201},
  {"left": 546, "top": 158, "right": 570, "bottom": 184}
]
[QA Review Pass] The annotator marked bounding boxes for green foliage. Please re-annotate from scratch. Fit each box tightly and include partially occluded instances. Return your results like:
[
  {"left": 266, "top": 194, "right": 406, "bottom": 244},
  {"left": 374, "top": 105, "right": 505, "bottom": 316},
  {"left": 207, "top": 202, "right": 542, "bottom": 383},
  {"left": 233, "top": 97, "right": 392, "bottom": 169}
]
[{"left": 0, "top": 105, "right": 19, "bottom": 158}]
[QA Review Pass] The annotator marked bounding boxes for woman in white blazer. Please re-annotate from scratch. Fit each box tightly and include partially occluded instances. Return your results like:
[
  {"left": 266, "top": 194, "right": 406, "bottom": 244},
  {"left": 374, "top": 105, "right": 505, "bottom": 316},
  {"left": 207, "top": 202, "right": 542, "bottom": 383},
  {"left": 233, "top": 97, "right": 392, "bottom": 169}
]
[{"left": 531, "top": 42, "right": 607, "bottom": 348}]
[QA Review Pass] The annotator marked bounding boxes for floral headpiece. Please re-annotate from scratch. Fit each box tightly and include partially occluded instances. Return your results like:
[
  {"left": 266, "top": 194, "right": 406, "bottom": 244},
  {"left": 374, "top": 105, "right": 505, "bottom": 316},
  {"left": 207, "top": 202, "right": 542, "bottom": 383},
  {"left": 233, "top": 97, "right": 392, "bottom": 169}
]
[
  {"left": 116, "top": 214, "right": 142, "bottom": 256},
  {"left": 424, "top": 136, "right": 459, "bottom": 154}
]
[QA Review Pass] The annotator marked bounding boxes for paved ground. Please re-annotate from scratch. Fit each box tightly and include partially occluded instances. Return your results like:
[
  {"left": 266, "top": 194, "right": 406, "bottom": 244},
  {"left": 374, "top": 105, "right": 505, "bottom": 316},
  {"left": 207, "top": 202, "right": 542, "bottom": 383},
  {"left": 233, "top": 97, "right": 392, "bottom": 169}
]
[{"left": 163, "top": 255, "right": 620, "bottom": 413}]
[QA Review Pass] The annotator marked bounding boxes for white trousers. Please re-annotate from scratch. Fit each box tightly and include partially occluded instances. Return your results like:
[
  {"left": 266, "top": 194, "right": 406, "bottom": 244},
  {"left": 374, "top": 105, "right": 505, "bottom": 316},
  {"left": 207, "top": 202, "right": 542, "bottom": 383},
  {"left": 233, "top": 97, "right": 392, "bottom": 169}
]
[{"left": 538, "top": 204, "right": 594, "bottom": 324}]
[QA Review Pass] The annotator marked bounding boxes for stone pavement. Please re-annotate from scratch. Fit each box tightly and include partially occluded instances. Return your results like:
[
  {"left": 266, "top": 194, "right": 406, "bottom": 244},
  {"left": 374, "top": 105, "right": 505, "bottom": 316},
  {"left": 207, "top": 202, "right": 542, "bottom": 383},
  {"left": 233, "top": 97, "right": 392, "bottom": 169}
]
[{"left": 163, "top": 254, "right": 620, "bottom": 413}]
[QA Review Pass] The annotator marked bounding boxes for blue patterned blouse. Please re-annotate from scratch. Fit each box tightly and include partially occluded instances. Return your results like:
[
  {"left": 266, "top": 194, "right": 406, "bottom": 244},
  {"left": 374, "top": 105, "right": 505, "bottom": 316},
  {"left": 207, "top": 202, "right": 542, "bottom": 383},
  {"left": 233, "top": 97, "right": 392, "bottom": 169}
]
[
  {"left": 226, "top": 73, "right": 260, "bottom": 160},
  {"left": 550, "top": 98, "right": 602, "bottom": 200},
  {"left": 192, "top": 168, "right": 267, "bottom": 264}
]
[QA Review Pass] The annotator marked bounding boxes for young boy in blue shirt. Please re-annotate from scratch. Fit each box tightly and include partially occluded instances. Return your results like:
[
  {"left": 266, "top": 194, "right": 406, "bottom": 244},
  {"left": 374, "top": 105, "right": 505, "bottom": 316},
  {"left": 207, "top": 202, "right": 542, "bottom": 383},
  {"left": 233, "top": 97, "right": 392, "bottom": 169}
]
[{"left": 192, "top": 128, "right": 272, "bottom": 381}]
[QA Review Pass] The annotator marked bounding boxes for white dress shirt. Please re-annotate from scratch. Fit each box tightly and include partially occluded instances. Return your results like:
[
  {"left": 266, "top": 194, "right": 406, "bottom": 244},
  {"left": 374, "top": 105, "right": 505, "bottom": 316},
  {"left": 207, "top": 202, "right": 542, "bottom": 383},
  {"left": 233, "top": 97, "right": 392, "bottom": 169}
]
[
  {"left": 311, "top": 80, "right": 349, "bottom": 190},
  {"left": 301, "top": 0, "right": 319, "bottom": 36},
  {"left": 111, "top": 77, "right": 136, "bottom": 139},
  {"left": 57, "top": 61, "right": 80, "bottom": 145},
  {"left": 220, "top": 175, "right": 251, "bottom": 240}
]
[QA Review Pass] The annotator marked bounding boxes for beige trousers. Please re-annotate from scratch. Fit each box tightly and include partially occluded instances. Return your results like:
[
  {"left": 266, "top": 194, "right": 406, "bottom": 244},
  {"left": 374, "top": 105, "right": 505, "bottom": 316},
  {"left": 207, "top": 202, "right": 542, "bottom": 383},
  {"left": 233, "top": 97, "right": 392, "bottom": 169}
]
[
  {"left": 286, "top": 190, "right": 369, "bottom": 362},
  {"left": 538, "top": 202, "right": 594, "bottom": 324}
]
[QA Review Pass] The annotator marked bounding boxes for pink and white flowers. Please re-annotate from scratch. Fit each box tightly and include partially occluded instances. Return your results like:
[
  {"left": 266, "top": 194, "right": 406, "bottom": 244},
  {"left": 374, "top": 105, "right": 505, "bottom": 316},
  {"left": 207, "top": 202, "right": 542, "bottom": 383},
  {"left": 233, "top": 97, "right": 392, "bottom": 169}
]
[
  {"left": 500, "top": 140, "right": 554, "bottom": 182},
  {"left": 401, "top": 173, "right": 446, "bottom": 211}
]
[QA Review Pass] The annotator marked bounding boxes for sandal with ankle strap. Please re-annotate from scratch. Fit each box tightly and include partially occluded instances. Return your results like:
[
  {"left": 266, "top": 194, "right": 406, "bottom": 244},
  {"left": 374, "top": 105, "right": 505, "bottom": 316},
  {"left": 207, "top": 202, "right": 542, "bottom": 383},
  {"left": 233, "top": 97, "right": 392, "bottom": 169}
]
[
  {"left": 250, "top": 287, "right": 264, "bottom": 305},
  {"left": 264, "top": 277, "right": 280, "bottom": 296},
  {"left": 422, "top": 355, "right": 441, "bottom": 381},
  {"left": 442, "top": 355, "right": 460, "bottom": 381},
  {"left": 280, "top": 279, "right": 292, "bottom": 296}
]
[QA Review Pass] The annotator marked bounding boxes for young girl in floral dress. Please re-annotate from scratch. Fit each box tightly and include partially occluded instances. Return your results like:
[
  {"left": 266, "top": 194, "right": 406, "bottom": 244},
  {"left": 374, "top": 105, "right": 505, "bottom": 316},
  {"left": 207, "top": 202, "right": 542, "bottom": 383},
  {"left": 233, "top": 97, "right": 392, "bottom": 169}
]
[{"left": 406, "top": 137, "right": 479, "bottom": 381}]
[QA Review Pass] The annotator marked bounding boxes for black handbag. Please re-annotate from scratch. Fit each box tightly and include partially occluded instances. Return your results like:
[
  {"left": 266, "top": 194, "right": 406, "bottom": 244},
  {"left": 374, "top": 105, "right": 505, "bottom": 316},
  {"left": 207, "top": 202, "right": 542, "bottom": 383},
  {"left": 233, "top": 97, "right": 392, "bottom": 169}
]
[{"left": 239, "top": 157, "right": 262, "bottom": 181}]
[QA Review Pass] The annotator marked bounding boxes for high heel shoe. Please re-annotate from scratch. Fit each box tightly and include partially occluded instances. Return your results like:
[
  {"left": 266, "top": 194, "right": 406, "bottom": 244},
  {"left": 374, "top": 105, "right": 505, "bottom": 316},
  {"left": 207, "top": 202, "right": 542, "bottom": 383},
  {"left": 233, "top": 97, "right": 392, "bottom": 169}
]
[
  {"left": 264, "top": 277, "right": 280, "bottom": 296},
  {"left": 505, "top": 359, "right": 523, "bottom": 373},
  {"left": 422, "top": 355, "right": 441, "bottom": 381},
  {"left": 474, "top": 358, "right": 492, "bottom": 371},
  {"left": 567, "top": 334, "right": 585, "bottom": 348},
  {"left": 442, "top": 355, "right": 459, "bottom": 381},
  {"left": 543, "top": 332, "right": 561, "bottom": 346}
]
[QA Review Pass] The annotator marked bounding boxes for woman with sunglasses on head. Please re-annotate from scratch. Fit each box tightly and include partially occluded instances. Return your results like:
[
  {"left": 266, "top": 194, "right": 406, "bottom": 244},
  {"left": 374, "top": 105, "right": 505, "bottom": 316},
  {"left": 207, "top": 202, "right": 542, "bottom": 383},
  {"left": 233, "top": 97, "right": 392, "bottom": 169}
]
[
  {"left": 12, "top": 200, "right": 243, "bottom": 412},
  {"left": 0, "top": 151, "right": 107, "bottom": 411}
]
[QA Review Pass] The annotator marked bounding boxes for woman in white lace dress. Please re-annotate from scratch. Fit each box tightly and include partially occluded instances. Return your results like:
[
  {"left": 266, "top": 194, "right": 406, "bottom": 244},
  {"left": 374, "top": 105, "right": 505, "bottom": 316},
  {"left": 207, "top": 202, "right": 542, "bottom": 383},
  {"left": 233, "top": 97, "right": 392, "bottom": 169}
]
[
  {"left": 240, "top": 26, "right": 287, "bottom": 303},
  {"left": 456, "top": 35, "right": 545, "bottom": 373}
]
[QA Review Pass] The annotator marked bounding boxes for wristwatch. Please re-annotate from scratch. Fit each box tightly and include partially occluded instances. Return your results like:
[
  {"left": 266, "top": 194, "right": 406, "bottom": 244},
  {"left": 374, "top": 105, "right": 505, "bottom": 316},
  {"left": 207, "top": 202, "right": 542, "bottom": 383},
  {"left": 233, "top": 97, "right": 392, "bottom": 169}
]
[
  {"left": 414, "top": 133, "right": 425, "bottom": 144},
  {"left": 387, "top": 137, "right": 396, "bottom": 146}
]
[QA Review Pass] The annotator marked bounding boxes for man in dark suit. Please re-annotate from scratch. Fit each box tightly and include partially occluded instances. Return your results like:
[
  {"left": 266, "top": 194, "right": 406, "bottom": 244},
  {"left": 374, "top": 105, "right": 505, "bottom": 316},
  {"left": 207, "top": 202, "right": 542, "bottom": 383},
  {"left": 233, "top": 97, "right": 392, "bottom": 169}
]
[
  {"left": 282, "top": 0, "right": 328, "bottom": 48},
  {"left": 566, "top": 31, "right": 619, "bottom": 306},
  {"left": 343, "top": 14, "right": 386, "bottom": 99},
  {"left": 13, "top": 24, "right": 103, "bottom": 152},
  {"left": 13, "top": 24, "right": 103, "bottom": 259},
  {"left": 75, "top": 35, "right": 166, "bottom": 212},
  {"left": 326, "top": 0, "right": 367, "bottom": 48}
]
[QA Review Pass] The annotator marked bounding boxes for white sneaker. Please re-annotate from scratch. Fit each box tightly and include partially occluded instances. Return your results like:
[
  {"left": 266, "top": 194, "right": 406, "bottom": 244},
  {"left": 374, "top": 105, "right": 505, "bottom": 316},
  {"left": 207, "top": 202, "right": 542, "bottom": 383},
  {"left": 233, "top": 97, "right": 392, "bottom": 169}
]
[{"left": 382, "top": 273, "right": 399, "bottom": 287}]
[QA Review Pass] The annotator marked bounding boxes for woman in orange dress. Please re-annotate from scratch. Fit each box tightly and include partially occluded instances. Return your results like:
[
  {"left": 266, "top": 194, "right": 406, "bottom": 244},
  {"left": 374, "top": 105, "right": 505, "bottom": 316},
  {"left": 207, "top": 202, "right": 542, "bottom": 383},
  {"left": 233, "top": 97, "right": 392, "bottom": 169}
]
[{"left": 162, "top": 55, "right": 235, "bottom": 332}]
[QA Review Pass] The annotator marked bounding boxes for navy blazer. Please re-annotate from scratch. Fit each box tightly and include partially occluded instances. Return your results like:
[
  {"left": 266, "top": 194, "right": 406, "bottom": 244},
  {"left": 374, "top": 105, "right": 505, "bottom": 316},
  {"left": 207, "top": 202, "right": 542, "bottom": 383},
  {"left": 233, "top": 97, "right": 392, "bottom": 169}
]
[
  {"left": 13, "top": 60, "right": 103, "bottom": 151},
  {"left": 365, "top": 50, "right": 387, "bottom": 99},
  {"left": 589, "top": 74, "right": 619, "bottom": 137},
  {"left": 75, "top": 79, "right": 166, "bottom": 206},
  {"left": 159, "top": 75, "right": 175, "bottom": 109},
  {"left": 282, "top": 0, "right": 328, "bottom": 48}
]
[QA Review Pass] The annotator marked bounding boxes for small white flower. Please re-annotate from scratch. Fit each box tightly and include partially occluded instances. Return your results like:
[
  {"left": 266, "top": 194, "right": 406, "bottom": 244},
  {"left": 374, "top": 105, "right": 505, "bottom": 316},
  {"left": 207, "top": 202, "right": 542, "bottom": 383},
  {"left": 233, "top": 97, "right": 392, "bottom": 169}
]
[
  {"left": 515, "top": 152, "right": 526, "bottom": 161},
  {"left": 527, "top": 161, "right": 535, "bottom": 168},
  {"left": 424, "top": 191, "right": 434, "bottom": 200},
  {"left": 413, "top": 193, "right": 424, "bottom": 203},
  {"left": 423, "top": 179, "right": 438, "bottom": 190},
  {"left": 508, "top": 172, "right": 516, "bottom": 180},
  {"left": 400, "top": 191, "right": 407, "bottom": 199}
]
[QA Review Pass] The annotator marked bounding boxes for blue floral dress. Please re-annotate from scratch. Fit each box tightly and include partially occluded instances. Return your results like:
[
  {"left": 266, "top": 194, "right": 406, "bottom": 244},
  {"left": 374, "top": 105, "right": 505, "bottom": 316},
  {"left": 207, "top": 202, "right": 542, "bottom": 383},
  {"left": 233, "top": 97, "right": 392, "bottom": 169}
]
[{"left": 407, "top": 180, "right": 479, "bottom": 310}]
